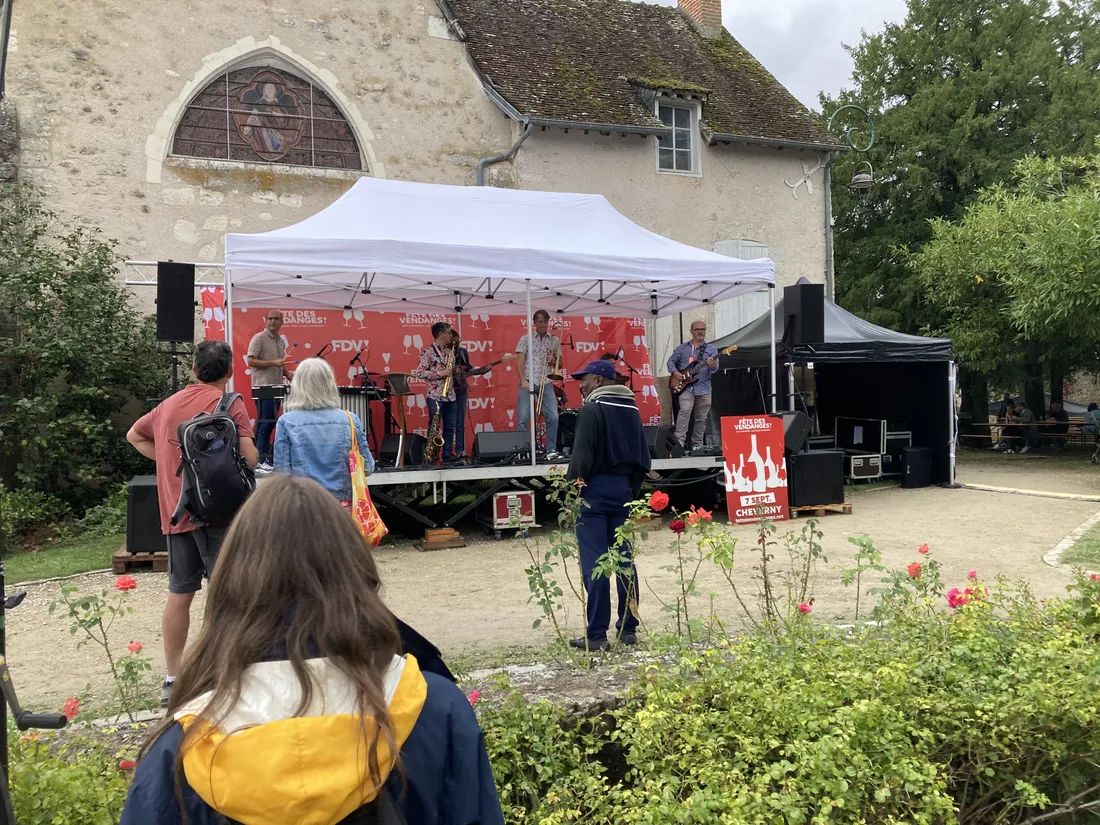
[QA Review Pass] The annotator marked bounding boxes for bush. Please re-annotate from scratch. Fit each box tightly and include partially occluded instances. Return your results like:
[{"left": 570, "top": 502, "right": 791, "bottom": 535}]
[
  {"left": 0, "top": 483, "right": 68, "bottom": 546},
  {"left": 9, "top": 730, "right": 130, "bottom": 825},
  {"left": 0, "top": 184, "right": 170, "bottom": 514},
  {"left": 480, "top": 574, "right": 1100, "bottom": 824},
  {"left": 75, "top": 483, "right": 128, "bottom": 537}
]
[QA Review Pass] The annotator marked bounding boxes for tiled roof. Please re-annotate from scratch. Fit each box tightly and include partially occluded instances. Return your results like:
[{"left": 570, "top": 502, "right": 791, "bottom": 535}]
[{"left": 446, "top": 0, "right": 840, "bottom": 148}]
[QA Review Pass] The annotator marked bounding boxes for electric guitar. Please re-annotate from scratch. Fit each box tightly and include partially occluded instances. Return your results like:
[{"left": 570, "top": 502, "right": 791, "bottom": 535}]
[
  {"left": 668, "top": 345, "right": 737, "bottom": 396},
  {"left": 464, "top": 352, "right": 516, "bottom": 378}
]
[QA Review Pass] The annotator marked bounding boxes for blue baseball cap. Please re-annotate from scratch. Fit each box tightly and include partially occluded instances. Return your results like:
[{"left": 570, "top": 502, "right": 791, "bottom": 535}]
[{"left": 570, "top": 360, "right": 619, "bottom": 381}]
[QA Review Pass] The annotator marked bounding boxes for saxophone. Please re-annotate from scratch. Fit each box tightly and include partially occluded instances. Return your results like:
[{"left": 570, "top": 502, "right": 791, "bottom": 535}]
[{"left": 424, "top": 345, "right": 456, "bottom": 463}]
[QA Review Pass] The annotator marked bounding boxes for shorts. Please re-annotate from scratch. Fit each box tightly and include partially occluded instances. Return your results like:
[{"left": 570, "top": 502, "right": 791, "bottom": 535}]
[{"left": 165, "top": 525, "right": 228, "bottom": 594}]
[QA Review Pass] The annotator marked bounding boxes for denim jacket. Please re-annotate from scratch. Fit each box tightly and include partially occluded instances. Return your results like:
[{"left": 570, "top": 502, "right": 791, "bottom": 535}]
[{"left": 273, "top": 408, "right": 374, "bottom": 500}]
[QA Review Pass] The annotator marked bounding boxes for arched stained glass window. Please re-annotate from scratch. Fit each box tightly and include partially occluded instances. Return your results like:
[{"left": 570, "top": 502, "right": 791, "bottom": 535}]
[{"left": 172, "top": 66, "right": 363, "bottom": 170}]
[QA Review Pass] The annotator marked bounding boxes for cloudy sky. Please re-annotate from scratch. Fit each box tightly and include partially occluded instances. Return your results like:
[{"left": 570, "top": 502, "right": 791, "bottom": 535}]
[{"left": 658, "top": 0, "right": 910, "bottom": 109}]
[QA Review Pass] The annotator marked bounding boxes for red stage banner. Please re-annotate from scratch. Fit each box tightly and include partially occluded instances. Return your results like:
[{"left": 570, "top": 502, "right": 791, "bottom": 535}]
[
  {"left": 199, "top": 287, "right": 661, "bottom": 444},
  {"left": 721, "top": 415, "right": 789, "bottom": 524}
]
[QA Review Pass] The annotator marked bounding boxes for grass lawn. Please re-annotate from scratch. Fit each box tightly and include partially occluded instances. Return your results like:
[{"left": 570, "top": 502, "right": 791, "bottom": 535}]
[
  {"left": 3, "top": 533, "right": 122, "bottom": 584},
  {"left": 1063, "top": 521, "right": 1100, "bottom": 568}
]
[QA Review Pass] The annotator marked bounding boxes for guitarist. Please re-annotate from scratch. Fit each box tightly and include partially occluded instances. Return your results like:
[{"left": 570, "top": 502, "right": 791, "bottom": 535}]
[
  {"left": 667, "top": 321, "right": 719, "bottom": 451},
  {"left": 449, "top": 330, "right": 514, "bottom": 460}
]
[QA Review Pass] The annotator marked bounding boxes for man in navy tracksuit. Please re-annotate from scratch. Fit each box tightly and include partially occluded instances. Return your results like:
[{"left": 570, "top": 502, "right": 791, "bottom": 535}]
[{"left": 566, "top": 360, "right": 652, "bottom": 650}]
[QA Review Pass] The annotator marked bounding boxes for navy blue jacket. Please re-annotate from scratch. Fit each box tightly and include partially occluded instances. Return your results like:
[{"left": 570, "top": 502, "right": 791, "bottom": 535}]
[{"left": 120, "top": 672, "right": 503, "bottom": 825}]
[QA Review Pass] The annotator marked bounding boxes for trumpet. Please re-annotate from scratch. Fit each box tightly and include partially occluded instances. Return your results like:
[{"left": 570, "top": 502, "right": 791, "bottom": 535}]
[{"left": 424, "top": 346, "right": 455, "bottom": 463}]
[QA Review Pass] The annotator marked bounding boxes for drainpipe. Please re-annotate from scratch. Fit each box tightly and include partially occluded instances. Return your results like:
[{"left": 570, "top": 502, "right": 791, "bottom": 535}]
[
  {"left": 476, "top": 119, "right": 533, "bottom": 186},
  {"left": 0, "top": 0, "right": 14, "bottom": 101},
  {"left": 823, "top": 150, "right": 839, "bottom": 302}
]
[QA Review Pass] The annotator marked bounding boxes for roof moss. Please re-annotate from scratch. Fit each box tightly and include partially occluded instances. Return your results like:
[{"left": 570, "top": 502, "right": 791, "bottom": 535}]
[{"left": 450, "top": 0, "right": 836, "bottom": 146}]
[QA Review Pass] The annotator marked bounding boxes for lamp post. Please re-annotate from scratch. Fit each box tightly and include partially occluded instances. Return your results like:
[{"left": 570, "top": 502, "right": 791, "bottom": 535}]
[{"left": 823, "top": 104, "right": 876, "bottom": 301}]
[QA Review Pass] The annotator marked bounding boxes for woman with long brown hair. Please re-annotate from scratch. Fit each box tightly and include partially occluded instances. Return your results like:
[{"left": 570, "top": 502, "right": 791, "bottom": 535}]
[{"left": 119, "top": 476, "right": 503, "bottom": 825}]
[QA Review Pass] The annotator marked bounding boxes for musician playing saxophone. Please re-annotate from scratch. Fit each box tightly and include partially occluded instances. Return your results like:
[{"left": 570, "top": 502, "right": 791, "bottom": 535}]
[
  {"left": 667, "top": 321, "right": 719, "bottom": 450},
  {"left": 414, "top": 321, "right": 458, "bottom": 462}
]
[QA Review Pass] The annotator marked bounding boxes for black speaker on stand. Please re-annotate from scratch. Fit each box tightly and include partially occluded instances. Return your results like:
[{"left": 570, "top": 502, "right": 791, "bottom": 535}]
[
  {"left": 156, "top": 261, "right": 196, "bottom": 394},
  {"left": 126, "top": 475, "right": 164, "bottom": 555}
]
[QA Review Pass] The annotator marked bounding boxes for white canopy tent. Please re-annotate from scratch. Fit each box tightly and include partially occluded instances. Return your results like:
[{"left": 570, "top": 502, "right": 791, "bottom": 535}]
[{"left": 223, "top": 177, "right": 779, "bottom": 463}]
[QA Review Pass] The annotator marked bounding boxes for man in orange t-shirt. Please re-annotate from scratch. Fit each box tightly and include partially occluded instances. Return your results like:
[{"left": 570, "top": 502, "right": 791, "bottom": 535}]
[{"left": 127, "top": 341, "right": 257, "bottom": 707}]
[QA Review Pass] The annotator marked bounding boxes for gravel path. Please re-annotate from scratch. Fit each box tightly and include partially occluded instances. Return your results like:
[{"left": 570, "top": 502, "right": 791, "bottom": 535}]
[{"left": 8, "top": 452, "right": 1098, "bottom": 711}]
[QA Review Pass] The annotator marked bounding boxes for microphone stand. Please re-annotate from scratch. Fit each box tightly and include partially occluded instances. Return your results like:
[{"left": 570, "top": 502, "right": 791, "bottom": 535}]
[{"left": 616, "top": 349, "right": 640, "bottom": 393}]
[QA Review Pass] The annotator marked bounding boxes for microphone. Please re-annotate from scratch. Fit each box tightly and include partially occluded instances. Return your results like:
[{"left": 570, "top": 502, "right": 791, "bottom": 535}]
[
  {"left": 313, "top": 343, "right": 333, "bottom": 360},
  {"left": 350, "top": 349, "right": 364, "bottom": 366},
  {"left": 615, "top": 347, "right": 624, "bottom": 361}
]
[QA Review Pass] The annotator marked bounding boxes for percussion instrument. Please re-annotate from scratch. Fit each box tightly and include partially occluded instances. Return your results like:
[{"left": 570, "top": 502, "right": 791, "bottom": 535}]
[
  {"left": 339, "top": 387, "right": 374, "bottom": 422},
  {"left": 251, "top": 386, "right": 286, "bottom": 402}
]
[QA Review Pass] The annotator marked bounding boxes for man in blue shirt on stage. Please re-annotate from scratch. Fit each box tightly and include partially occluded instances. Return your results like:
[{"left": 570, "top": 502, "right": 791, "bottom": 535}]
[
  {"left": 566, "top": 359, "right": 652, "bottom": 651},
  {"left": 667, "top": 321, "right": 719, "bottom": 450}
]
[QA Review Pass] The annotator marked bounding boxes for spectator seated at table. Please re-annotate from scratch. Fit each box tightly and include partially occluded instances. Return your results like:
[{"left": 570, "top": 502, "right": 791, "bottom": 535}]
[
  {"left": 1006, "top": 401, "right": 1036, "bottom": 454},
  {"left": 1043, "top": 401, "right": 1070, "bottom": 449},
  {"left": 1083, "top": 403, "right": 1100, "bottom": 435}
]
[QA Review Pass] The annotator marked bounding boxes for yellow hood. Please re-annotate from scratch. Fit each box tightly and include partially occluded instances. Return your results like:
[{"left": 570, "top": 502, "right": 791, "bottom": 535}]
[{"left": 175, "top": 654, "right": 427, "bottom": 825}]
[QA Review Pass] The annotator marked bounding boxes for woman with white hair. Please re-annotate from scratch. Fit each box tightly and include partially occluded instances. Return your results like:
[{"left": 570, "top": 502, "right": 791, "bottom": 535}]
[{"left": 273, "top": 358, "right": 374, "bottom": 503}]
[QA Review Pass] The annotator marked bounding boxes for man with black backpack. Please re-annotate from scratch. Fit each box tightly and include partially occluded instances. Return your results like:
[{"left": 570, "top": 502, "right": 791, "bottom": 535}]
[{"left": 126, "top": 340, "right": 258, "bottom": 707}]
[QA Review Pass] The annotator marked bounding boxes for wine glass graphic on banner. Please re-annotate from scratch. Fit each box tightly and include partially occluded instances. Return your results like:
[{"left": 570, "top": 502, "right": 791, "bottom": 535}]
[{"left": 403, "top": 334, "right": 413, "bottom": 354}]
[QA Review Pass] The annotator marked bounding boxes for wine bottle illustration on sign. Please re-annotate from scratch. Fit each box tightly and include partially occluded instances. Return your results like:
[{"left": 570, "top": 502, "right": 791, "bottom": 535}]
[
  {"left": 749, "top": 434, "right": 767, "bottom": 493},
  {"left": 764, "top": 446, "right": 779, "bottom": 488}
]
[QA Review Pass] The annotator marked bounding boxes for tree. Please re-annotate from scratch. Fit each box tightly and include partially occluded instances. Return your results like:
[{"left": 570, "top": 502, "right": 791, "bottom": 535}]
[
  {"left": 824, "top": 0, "right": 1100, "bottom": 344},
  {"left": 0, "top": 184, "right": 170, "bottom": 511},
  {"left": 909, "top": 149, "right": 1100, "bottom": 412}
]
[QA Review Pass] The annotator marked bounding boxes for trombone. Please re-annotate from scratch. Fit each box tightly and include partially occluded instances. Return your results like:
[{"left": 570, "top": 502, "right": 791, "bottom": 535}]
[{"left": 536, "top": 321, "right": 563, "bottom": 419}]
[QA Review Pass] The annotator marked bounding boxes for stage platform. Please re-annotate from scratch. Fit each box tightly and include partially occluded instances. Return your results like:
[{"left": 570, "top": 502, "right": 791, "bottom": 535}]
[{"left": 362, "top": 455, "right": 725, "bottom": 530}]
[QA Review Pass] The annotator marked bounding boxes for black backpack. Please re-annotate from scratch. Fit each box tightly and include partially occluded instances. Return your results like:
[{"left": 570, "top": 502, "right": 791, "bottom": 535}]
[{"left": 171, "top": 392, "right": 256, "bottom": 528}]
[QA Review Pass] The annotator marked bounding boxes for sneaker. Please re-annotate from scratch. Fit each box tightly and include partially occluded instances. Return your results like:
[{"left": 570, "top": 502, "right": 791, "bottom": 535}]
[
  {"left": 160, "top": 679, "right": 174, "bottom": 708},
  {"left": 546, "top": 451, "right": 565, "bottom": 462},
  {"left": 617, "top": 632, "right": 638, "bottom": 646},
  {"left": 568, "top": 637, "right": 610, "bottom": 651},
  {"left": 1005, "top": 449, "right": 1015, "bottom": 454},
  {"left": 1020, "top": 445, "right": 1029, "bottom": 454}
]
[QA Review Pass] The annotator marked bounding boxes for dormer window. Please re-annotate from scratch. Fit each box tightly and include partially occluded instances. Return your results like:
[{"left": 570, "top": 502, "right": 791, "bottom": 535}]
[{"left": 656, "top": 100, "right": 701, "bottom": 176}]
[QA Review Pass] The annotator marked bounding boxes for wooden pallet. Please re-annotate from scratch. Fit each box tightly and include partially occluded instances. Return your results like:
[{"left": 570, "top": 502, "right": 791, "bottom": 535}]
[
  {"left": 112, "top": 544, "right": 168, "bottom": 574},
  {"left": 415, "top": 527, "right": 466, "bottom": 552},
  {"left": 791, "top": 502, "right": 852, "bottom": 518}
]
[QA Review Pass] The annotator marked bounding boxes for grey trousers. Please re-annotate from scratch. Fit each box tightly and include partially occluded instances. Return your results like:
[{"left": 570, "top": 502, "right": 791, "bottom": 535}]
[{"left": 674, "top": 391, "right": 712, "bottom": 448}]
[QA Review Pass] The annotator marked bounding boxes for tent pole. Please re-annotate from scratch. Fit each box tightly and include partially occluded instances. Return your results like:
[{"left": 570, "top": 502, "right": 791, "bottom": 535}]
[
  {"left": 948, "top": 361, "right": 957, "bottom": 487},
  {"left": 526, "top": 280, "right": 536, "bottom": 466},
  {"left": 769, "top": 284, "right": 777, "bottom": 413},
  {"left": 224, "top": 270, "right": 234, "bottom": 395}
]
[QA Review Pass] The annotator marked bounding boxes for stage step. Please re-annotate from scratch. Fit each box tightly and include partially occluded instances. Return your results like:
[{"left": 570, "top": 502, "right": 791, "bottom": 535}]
[
  {"left": 112, "top": 544, "right": 168, "bottom": 574},
  {"left": 416, "top": 527, "right": 466, "bottom": 552},
  {"left": 791, "top": 502, "right": 852, "bottom": 518}
]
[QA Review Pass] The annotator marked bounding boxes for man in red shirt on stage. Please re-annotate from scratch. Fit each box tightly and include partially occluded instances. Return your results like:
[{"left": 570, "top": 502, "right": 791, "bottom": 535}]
[{"left": 126, "top": 341, "right": 257, "bottom": 707}]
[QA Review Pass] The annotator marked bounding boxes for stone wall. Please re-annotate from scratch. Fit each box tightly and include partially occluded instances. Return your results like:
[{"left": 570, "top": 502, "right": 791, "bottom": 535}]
[{"left": 7, "top": 1, "right": 827, "bottom": 332}]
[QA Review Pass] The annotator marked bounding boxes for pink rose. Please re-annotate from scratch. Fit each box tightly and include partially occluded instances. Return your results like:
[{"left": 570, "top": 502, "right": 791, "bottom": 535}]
[
  {"left": 797, "top": 603, "right": 811, "bottom": 614},
  {"left": 468, "top": 689, "right": 480, "bottom": 706},
  {"left": 967, "top": 570, "right": 977, "bottom": 580},
  {"left": 115, "top": 575, "right": 138, "bottom": 591},
  {"left": 127, "top": 641, "right": 143, "bottom": 654},
  {"left": 63, "top": 698, "right": 80, "bottom": 722}
]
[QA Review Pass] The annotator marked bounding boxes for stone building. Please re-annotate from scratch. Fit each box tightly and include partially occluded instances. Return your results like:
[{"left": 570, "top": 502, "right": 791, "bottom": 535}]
[{"left": 3, "top": 0, "right": 840, "bottom": 413}]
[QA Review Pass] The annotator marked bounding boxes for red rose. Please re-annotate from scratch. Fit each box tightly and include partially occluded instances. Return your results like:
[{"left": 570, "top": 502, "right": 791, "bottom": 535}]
[
  {"left": 687, "top": 507, "right": 713, "bottom": 526},
  {"left": 648, "top": 491, "right": 670, "bottom": 512},
  {"left": 907, "top": 562, "right": 922, "bottom": 579},
  {"left": 917, "top": 544, "right": 930, "bottom": 555},
  {"left": 63, "top": 698, "right": 80, "bottom": 722},
  {"left": 115, "top": 575, "right": 138, "bottom": 591},
  {"left": 127, "top": 641, "right": 143, "bottom": 654},
  {"left": 119, "top": 760, "right": 136, "bottom": 771},
  {"left": 669, "top": 519, "right": 686, "bottom": 534}
]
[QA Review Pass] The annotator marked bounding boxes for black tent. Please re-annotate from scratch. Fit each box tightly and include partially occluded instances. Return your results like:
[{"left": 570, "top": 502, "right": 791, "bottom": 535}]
[{"left": 709, "top": 283, "right": 956, "bottom": 485}]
